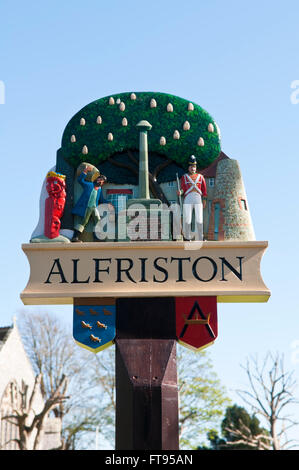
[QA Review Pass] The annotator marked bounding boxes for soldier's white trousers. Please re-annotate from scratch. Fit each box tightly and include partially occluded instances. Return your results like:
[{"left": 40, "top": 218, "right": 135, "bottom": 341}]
[{"left": 183, "top": 191, "right": 203, "bottom": 240}]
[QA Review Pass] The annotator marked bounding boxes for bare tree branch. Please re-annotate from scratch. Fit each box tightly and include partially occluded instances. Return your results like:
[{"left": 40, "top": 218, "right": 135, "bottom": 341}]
[{"left": 237, "top": 352, "right": 299, "bottom": 450}]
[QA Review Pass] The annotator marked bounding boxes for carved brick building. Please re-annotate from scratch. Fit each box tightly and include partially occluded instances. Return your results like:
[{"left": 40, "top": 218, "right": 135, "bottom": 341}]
[{"left": 202, "top": 152, "right": 255, "bottom": 241}]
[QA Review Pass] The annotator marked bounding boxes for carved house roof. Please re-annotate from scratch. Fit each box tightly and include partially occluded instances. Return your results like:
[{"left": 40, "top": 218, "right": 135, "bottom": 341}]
[{"left": 201, "top": 151, "right": 229, "bottom": 178}]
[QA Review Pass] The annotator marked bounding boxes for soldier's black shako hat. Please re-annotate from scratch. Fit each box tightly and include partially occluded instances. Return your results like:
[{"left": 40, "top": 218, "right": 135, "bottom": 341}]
[{"left": 188, "top": 155, "right": 197, "bottom": 166}]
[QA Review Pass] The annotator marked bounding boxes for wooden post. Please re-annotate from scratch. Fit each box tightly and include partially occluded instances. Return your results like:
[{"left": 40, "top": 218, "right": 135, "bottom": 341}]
[{"left": 115, "top": 297, "right": 179, "bottom": 450}]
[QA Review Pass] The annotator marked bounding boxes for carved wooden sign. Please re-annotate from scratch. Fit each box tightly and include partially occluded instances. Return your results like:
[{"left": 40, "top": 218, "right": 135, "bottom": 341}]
[
  {"left": 20, "top": 240, "right": 270, "bottom": 305},
  {"left": 20, "top": 91, "right": 271, "bottom": 449}
]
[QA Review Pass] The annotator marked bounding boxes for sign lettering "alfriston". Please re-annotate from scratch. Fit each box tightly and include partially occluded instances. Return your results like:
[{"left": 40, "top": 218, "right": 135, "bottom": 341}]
[
  {"left": 20, "top": 241, "right": 270, "bottom": 304},
  {"left": 44, "top": 256, "right": 244, "bottom": 284}
]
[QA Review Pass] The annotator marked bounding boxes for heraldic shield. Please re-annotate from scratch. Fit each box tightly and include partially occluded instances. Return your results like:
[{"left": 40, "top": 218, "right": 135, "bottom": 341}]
[
  {"left": 176, "top": 297, "right": 218, "bottom": 351},
  {"left": 73, "top": 301, "right": 116, "bottom": 353}
]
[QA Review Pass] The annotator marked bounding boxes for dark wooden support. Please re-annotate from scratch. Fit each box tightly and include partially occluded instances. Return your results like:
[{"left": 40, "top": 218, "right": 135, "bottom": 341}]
[{"left": 115, "top": 297, "right": 179, "bottom": 450}]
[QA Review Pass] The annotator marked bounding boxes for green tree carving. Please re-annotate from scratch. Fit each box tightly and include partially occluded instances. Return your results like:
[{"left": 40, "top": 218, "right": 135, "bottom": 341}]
[{"left": 60, "top": 92, "right": 221, "bottom": 185}]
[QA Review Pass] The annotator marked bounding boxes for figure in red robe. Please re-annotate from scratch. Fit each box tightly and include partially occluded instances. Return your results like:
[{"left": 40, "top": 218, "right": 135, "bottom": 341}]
[{"left": 44, "top": 172, "right": 66, "bottom": 239}]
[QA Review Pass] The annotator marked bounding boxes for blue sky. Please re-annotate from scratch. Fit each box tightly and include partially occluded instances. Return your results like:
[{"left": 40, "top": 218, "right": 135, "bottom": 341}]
[{"left": 1, "top": 0, "right": 299, "bottom": 446}]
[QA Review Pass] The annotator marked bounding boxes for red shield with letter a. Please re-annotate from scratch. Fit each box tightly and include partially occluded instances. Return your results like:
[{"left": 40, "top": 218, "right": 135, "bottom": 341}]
[{"left": 175, "top": 297, "right": 218, "bottom": 351}]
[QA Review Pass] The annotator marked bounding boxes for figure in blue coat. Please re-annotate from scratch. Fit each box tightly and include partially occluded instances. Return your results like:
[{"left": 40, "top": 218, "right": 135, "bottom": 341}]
[{"left": 72, "top": 165, "right": 110, "bottom": 242}]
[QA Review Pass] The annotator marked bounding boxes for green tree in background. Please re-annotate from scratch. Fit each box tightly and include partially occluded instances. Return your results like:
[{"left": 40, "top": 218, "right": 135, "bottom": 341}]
[
  {"left": 198, "top": 405, "right": 270, "bottom": 450},
  {"left": 177, "top": 345, "right": 230, "bottom": 449},
  {"left": 221, "top": 404, "right": 271, "bottom": 450},
  {"left": 199, "top": 353, "right": 299, "bottom": 451},
  {"left": 18, "top": 312, "right": 230, "bottom": 450}
]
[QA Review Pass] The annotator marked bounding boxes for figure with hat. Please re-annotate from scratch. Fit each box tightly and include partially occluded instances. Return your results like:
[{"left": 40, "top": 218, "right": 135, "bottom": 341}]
[
  {"left": 72, "top": 164, "right": 111, "bottom": 242},
  {"left": 177, "top": 155, "right": 207, "bottom": 241}
]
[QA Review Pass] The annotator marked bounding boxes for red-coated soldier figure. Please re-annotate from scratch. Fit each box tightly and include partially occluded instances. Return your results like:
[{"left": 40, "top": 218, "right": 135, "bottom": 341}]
[{"left": 177, "top": 155, "right": 207, "bottom": 241}]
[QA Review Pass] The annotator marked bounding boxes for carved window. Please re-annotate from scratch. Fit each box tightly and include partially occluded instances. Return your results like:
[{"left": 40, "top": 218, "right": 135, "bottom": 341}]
[
  {"left": 106, "top": 189, "right": 133, "bottom": 214},
  {"left": 240, "top": 199, "right": 247, "bottom": 210}
]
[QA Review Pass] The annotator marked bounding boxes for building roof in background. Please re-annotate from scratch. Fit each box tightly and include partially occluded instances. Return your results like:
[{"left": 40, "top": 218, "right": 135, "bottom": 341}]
[
  {"left": 0, "top": 326, "right": 12, "bottom": 351},
  {"left": 201, "top": 151, "right": 230, "bottom": 178}
]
